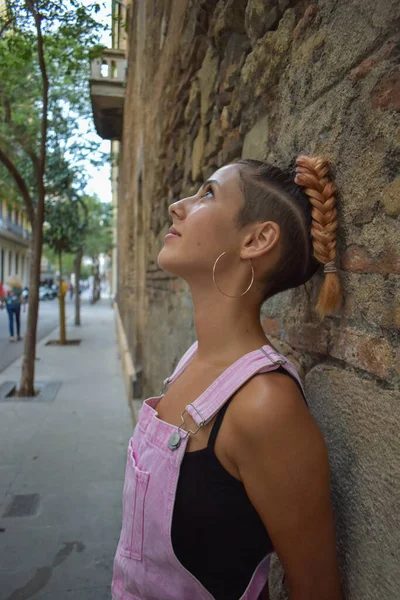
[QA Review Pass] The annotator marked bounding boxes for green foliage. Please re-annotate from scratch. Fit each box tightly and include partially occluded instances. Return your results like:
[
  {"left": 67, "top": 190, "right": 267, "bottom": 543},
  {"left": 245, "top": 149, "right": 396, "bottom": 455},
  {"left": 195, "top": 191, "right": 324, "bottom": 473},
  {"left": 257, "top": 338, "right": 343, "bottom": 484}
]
[
  {"left": 43, "top": 245, "right": 73, "bottom": 274},
  {"left": 43, "top": 193, "right": 112, "bottom": 275},
  {"left": 43, "top": 245, "right": 92, "bottom": 279},
  {"left": 44, "top": 197, "right": 84, "bottom": 256},
  {"left": 81, "top": 195, "right": 113, "bottom": 259},
  {"left": 0, "top": 1, "right": 108, "bottom": 215}
]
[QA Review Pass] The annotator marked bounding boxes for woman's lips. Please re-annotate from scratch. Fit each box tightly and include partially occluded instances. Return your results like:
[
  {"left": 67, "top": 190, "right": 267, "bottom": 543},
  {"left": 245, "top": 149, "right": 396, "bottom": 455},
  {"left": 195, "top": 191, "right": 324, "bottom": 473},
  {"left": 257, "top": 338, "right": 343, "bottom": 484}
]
[
  {"left": 165, "top": 233, "right": 180, "bottom": 239},
  {"left": 168, "top": 226, "right": 181, "bottom": 236}
]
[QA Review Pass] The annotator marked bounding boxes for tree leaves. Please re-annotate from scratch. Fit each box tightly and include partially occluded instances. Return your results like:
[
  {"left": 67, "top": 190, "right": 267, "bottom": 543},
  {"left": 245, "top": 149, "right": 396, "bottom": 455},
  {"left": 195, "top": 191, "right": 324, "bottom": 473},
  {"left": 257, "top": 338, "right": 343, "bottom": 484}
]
[
  {"left": 44, "top": 198, "right": 81, "bottom": 255},
  {"left": 44, "top": 193, "right": 113, "bottom": 268},
  {"left": 81, "top": 195, "right": 113, "bottom": 259},
  {"left": 0, "top": 0, "right": 107, "bottom": 218}
]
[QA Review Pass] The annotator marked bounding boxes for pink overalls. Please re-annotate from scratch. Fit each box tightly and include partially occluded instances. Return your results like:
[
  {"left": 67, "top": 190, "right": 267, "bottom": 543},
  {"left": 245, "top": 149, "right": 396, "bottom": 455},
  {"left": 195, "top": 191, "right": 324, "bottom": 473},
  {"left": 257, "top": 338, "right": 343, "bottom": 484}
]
[{"left": 112, "top": 342, "right": 304, "bottom": 600}]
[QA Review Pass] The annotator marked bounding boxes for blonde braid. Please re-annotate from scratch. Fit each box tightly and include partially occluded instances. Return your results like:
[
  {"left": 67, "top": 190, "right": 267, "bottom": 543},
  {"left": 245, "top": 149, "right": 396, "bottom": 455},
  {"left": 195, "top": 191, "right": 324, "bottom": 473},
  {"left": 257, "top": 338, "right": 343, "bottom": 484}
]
[{"left": 294, "top": 155, "right": 342, "bottom": 317}]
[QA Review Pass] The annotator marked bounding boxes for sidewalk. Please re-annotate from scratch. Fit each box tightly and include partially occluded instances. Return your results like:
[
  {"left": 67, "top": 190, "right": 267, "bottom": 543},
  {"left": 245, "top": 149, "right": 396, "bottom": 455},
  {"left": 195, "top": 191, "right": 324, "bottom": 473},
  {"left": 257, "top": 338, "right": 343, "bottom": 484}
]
[{"left": 0, "top": 301, "right": 133, "bottom": 600}]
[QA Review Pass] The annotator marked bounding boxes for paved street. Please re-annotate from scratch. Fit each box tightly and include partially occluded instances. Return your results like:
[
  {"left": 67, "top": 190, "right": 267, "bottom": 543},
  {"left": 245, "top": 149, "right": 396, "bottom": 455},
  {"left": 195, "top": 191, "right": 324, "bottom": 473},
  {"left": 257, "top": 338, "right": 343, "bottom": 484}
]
[
  {"left": 0, "top": 301, "right": 132, "bottom": 600},
  {"left": 0, "top": 300, "right": 60, "bottom": 374},
  {"left": 0, "top": 292, "right": 97, "bottom": 374}
]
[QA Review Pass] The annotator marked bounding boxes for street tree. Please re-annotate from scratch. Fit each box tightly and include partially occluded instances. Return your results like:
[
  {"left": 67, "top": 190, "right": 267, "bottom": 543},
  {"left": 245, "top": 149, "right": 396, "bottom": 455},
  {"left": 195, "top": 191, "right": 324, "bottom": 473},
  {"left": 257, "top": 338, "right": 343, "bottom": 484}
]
[
  {"left": 44, "top": 197, "right": 84, "bottom": 344},
  {"left": 0, "top": 1, "right": 105, "bottom": 395},
  {"left": 81, "top": 195, "right": 113, "bottom": 305},
  {"left": 42, "top": 194, "right": 111, "bottom": 323},
  {"left": 72, "top": 195, "right": 89, "bottom": 326}
]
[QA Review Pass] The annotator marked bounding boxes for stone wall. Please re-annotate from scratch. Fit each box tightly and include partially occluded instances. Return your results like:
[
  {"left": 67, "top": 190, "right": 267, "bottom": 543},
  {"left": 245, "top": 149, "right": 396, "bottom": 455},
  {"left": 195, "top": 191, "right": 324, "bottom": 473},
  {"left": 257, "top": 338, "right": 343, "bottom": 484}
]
[{"left": 117, "top": 1, "right": 400, "bottom": 597}]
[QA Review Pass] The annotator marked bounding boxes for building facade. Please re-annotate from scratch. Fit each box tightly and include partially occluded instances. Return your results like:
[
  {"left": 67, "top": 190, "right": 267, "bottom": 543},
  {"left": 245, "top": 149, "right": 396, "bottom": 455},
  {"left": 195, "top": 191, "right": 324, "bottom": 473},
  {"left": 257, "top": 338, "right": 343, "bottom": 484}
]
[
  {"left": 89, "top": 0, "right": 131, "bottom": 299},
  {"left": 92, "top": 1, "right": 400, "bottom": 598},
  {"left": 0, "top": 200, "right": 31, "bottom": 286}
]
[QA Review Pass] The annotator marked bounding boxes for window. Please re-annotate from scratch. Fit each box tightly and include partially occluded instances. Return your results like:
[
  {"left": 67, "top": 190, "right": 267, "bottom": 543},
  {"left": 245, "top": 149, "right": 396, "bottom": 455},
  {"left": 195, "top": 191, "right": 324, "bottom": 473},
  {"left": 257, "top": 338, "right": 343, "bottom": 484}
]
[
  {"left": 8, "top": 251, "right": 12, "bottom": 275},
  {"left": 101, "top": 61, "right": 109, "bottom": 77},
  {"left": 21, "top": 255, "right": 25, "bottom": 281},
  {"left": 15, "top": 252, "right": 19, "bottom": 274},
  {"left": 111, "top": 60, "right": 117, "bottom": 78}
]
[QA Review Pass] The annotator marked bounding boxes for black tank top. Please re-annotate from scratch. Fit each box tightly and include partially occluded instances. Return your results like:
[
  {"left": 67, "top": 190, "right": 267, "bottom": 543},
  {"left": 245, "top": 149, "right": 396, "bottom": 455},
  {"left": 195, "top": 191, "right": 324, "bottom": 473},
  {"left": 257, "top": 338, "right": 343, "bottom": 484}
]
[{"left": 172, "top": 366, "right": 305, "bottom": 600}]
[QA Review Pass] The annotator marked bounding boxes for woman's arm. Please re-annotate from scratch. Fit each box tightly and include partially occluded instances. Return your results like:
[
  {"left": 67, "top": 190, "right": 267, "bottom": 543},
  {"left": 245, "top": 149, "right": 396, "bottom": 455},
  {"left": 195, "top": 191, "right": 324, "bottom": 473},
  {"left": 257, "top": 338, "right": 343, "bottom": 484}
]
[{"left": 228, "top": 373, "right": 343, "bottom": 600}]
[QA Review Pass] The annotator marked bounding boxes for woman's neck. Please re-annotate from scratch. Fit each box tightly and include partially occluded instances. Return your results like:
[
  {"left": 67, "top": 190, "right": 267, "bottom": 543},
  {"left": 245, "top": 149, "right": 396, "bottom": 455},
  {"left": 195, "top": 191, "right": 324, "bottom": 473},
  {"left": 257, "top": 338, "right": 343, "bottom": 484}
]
[{"left": 190, "top": 287, "right": 270, "bottom": 369}]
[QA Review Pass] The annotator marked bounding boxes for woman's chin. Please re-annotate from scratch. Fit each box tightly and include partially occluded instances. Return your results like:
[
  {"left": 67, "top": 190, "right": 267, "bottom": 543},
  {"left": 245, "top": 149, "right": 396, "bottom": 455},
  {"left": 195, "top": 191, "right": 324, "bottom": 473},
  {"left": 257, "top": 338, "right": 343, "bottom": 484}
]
[{"left": 157, "top": 249, "right": 179, "bottom": 275}]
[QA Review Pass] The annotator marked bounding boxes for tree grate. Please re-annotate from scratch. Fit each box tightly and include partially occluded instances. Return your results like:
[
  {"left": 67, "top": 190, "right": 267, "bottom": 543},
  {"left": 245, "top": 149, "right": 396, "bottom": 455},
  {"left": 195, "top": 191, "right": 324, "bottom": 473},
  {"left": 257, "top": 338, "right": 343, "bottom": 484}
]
[
  {"left": 2, "top": 494, "right": 40, "bottom": 518},
  {"left": 0, "top": 381, "right": 61, "bottom": 402}
]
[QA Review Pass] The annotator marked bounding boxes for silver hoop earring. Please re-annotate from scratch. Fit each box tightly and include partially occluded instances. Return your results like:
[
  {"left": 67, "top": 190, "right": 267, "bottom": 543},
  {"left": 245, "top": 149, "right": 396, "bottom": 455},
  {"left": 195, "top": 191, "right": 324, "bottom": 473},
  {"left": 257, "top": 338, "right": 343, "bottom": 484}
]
[{"left": 212, "top": 251, "right": 254, "bottom": 298}]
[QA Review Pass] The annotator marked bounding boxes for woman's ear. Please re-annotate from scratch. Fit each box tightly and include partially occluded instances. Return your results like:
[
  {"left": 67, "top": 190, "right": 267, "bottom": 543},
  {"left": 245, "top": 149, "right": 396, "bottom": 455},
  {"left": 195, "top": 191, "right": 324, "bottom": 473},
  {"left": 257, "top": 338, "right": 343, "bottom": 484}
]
[{"left": 242, "top": 221, "right": 280, "bottom": 260}]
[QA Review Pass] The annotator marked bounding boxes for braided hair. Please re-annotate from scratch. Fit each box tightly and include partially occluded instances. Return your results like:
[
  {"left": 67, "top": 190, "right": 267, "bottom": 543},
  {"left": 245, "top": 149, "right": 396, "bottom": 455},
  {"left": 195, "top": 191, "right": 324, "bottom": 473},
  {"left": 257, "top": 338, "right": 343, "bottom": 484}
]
[
  {"left": 294, "top": 156, "right": 341, "bottom": 316},
  {"left": 235, "top": 156, "right": 342, "bottom": 317}
]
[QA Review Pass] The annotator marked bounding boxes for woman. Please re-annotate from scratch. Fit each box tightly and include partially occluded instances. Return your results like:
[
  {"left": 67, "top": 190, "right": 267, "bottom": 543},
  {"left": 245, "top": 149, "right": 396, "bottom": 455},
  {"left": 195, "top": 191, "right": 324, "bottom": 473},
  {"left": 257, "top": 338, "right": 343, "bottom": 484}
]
[
  {"left": 0, "top": 281, "right": 4, "bottom": 308},
  {"left": 4, "top": 276, "right": 25, "bottom": 342},
  {"left": 112, "top": 156, "right": 344, "bottom": 600}
]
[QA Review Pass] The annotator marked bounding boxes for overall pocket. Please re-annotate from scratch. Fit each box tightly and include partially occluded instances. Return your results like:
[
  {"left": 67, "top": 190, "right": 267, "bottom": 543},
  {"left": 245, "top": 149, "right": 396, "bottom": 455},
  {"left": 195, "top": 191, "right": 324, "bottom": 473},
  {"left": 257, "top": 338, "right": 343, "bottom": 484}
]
[{"left": 120, "top": 439, "right": 150, "bottom": 561}]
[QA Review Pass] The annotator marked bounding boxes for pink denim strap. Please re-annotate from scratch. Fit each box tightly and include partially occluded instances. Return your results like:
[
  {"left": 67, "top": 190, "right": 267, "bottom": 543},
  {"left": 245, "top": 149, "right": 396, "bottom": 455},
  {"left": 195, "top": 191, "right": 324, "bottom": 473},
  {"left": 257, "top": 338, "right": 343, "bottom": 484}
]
[
  {"left": 185, "top": 345, "right": 303, "bottom": 426},
  {"left": 163, "top": 341, "right": 198, "bottom": 388}
]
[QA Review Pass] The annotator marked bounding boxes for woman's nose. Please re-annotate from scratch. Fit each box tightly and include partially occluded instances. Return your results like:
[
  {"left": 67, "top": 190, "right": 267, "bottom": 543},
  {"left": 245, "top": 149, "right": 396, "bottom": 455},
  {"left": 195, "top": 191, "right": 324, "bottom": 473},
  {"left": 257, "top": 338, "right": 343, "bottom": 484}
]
[{"left": 168, "top": 198, "right": 187, "bottom": 220}]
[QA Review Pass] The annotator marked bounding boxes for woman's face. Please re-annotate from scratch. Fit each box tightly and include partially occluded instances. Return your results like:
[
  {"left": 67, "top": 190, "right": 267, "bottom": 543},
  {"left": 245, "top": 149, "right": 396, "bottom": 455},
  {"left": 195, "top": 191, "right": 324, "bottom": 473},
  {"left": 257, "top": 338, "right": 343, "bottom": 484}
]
[{"left": 157, "top": 165, "right": 246, "bottom": 281}]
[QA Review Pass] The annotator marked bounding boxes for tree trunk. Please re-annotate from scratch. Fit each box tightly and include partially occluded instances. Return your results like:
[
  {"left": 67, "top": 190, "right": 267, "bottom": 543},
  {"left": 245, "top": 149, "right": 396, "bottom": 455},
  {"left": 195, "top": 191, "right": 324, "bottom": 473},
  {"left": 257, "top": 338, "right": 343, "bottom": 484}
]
[
  {"left": 95, "top": 263, "right": 100, "bottom": 303},
  {"left": 19, "top": 218, "right": 43, "bottom": 396},
  {"left": 91, "top": 258, "right": 100, "bottom": 305},
  {"left": 59, "top": 252, "right": 66, "bottom": 345},
  {"left": 18, "top": 1, "right": 49, "bottom": 397},
  {"left": 74, "top": 247, "right": 83, "bottom": 326}
]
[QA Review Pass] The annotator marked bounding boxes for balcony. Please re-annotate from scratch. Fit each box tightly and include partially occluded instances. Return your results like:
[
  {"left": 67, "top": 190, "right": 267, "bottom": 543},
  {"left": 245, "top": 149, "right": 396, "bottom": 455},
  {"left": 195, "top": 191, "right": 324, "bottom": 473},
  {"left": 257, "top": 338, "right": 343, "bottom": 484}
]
[
  {"left": 0, "top": 217, "right": 31, "bottom": 245},
  {"left": 90, "top": 48, "right": 127, "bottom": 140}
]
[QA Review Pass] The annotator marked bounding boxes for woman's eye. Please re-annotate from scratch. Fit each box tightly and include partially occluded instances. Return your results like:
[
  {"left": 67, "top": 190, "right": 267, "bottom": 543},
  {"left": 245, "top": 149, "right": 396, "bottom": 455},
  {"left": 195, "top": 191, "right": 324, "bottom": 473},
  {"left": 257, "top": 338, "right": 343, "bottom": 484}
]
[{"left": 202, "top": 187, "right": 213, "bottom": 198}]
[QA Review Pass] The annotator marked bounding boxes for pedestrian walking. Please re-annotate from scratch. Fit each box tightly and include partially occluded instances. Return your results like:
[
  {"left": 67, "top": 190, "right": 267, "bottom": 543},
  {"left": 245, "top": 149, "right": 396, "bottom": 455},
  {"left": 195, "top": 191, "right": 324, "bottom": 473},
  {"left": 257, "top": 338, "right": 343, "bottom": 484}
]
[
  {"left": 0, "top": 281, "right": 5, "bottom": 308},
  {"left": 112, "top": 156, "right": 344, "bottom": 600},
  {"left": 3, "top": 276, "right": 25, "bottom": 342}
]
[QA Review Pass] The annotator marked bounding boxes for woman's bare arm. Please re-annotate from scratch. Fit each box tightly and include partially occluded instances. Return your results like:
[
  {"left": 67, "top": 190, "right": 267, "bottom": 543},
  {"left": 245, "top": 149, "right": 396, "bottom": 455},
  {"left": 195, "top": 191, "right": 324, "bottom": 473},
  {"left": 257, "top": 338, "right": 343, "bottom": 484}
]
[{"left": 228, "top": 373, "right": 343, "bottom": 600}]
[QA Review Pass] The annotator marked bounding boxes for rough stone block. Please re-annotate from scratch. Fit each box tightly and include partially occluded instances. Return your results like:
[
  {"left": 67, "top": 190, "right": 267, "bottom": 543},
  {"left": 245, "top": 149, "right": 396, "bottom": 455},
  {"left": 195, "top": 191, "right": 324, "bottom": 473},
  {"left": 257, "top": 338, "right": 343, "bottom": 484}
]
[
  {"left": 218, "top": 33, "right": 250, "bottom": 93},
  {"left": 381, "top": 177, "right": 400, "bottom": 217},
  {"left": 218, "top": 128, "right": 243, "bottom": 165},
  {"left": 191, "top": 125, "right": 205, "bottom": 181},
  {"left": 216, "top": 91, "right": 232, "bottom": 108},
  {"left": 204, "top": 117, "right": 224, "bottom": 159},
  {"left": 348, "top": 40, "right": 397, "bottom": 82},
  {"left": 395, "top": 347, "right": 400, "bottom": 377},
  {"left": 242, "top": 114, "right": 269, "bottom": 159},
  {"left": 262, "top": 316, "right": 282, "bottom": 337},
  {"left": 342, "top": 272, "right": 400, "bottom": 330},
  {"left": 220, "top": 106, "right": 231, "bottom": 131},
  {"left": 184, "top": 78, "right": 200, "bottom": 126},
  {"left": 342, "top": 244, "right": 400, "bottom": 276},
  {"left": 245, "top": 0, "right": 283, "bottom": 45},
  {"left": 287, "top": 322, "right": 329, "bottom": 355},
  {"left": 198, "top": 46, "right": 219, "bottom": 125},
  {"left": 330, "top": 327, "right": 393, "bottom": 379},
  {"left": 371, "top": 66, "right": 400, "bottom": 111},
  {"left": 239, "top": 10, "right": 295, "bottom": 101},
  {"left": 292, "top": 3, "right": 318, "bottom": 41},
  {"left": 305, "top": 366, "right": 400, "bottom": 600},
  {"left": 210, "top": 0, "right": 248, "bottom": 50}
]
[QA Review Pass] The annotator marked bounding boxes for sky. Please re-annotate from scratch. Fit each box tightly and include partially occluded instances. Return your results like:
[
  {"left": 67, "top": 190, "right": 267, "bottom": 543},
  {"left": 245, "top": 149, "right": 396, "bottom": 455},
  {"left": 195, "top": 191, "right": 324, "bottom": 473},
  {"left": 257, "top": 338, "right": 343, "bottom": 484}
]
[{"left": 81, "top": 0, "right": 112, "bottom": 203}]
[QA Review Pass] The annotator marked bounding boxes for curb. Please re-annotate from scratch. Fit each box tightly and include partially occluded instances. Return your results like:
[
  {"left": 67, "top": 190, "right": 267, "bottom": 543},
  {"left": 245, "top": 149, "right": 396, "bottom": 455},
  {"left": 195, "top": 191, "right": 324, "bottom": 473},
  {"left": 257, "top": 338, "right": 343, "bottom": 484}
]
[{"left": 113, "top": 302, "right": 140, "bottom": 426}]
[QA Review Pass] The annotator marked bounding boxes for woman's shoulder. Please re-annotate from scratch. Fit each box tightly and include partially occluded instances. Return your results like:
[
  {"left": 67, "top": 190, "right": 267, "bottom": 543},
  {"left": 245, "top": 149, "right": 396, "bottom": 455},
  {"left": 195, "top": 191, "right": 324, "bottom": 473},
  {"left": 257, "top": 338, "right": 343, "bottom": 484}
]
[{"left": 227, "top": 369, "right": 322, "bottom": 452}]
